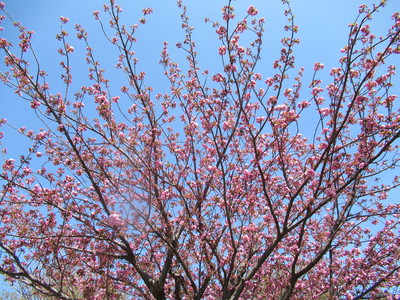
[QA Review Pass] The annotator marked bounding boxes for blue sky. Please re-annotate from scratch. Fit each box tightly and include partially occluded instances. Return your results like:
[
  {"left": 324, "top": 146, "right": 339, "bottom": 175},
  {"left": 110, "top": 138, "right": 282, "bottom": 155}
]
[
  {"left": 0, "top": 0, "right": 399, "bottom": 294},
  {"left": 1, "top": 0, "right": 398, "bottom": 129}
]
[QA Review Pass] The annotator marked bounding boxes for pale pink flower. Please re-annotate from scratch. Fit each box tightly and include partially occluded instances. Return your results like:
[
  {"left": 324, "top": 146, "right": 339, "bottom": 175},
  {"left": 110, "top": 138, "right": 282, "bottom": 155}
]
[
  {"left": 65, "top": 44, "right": 74, "bottom": 53},
  {"left": 237, "top": 46, "right": 245, "bottom": 53},
  {"left": 109, "top": 212, "right": 125, "bottom": 228},
  {"left": 218, "top": 46, "right": 227, "bottom": 55},
  {"left": 142, "top": 8, "right": 153, "bottom": 15},
  {"left": 267, "top": 96, "right": 277, "bottom": 105},
  {"left": 265, "top": 77, "right": 274, "bottom": 86},
  {"left": 325, "top": 188, "right": 337, "bottom": 198},
  {"left": 212, "top": 73, "right": 225, "bottom": 82},
  {"left": 3, "top": 159, "right": 15, "bottom": 170},
  {"left": 93, "top": 10, "right": 100, "bottom": 20},
  {"left": 275, "top": 104, "right": 287, "bottom": 111},
  {"left": 319, "top": 108, "right": 330, "bottom": 116},
  {"left": 305, "top": 168, "right": 315, "bottom": 178},
  {"left": 247, "top": 5, "right": 258, "bottom": 16},
  {"left": 30, "top": 100, "right": 40, "bottom": 109},
  {"left": 224, "top": 64, "right": 237, "bottom": 72},
  {"left": 298, "top": 100, "right": 310, "bottom": 109},
  {"left": 60, "top": 16, "right": 69, "bottom": 24},
  {"left": 355, "top": 95, "right": 367, "bottom": 105},
  {"left": 313, "top": 62, "right": 324, "bottom": 71},
  {"left": 216, "top": 26, "right": 227, "bottom": 35}
]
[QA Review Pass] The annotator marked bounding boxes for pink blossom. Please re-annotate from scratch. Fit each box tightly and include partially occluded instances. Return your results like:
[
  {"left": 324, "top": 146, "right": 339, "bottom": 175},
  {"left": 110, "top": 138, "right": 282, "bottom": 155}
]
[
  {"left": 265, "top": 77, "right": 274, "bottom": 86},
  {"left": 236, "top": 20, "right": 247, "bottom": 33},
  {"left": 313, "top": 62, "right": 324, "bottom": 71},
  {"left": 375, "top": 75, "right": 387, "bottom": 84},
  {"left": 358, "top": 4, "right": 368, "bottom": 13},
  {"left": 237, "top": 46, "right": 245, "bottom": 53},
  {"left": 267, "top": 96, "right": 277, "bottom": 105},
  {"left": 355, "top": 95, "right": 367, "bottom": 105},
  {"left": 216, "top": 26, "right": 227, "bottom": 36},
  {"left": 23, "top": 167, "right": 32, "bottom": 175},
  {"left": 30, "top": 100, "right": 40, "bottom": 109},
  {"left": 253, "top": 73, "right": 262, "bottom": 80},
  {"left": 65, "top": 44, "right": 74, "bottom": 53},
  {"left": 218, "top": 46, "right": 227, "bottom": 55},
  {"left": 319, "top": 108, "right": 330, "bottom": 116},
  {"left": 1, "top": 2, "right": 400, "bottom": 298},
  {"left": 73, "top": 102, "right": 85, "bottom": 109},
  {"left": 108, "top": 212, "right": 125, "bottom": 228},
  {"left": 275, "top": 104, "right": 287, "bottom": 111},
  {"left": 325, "top": 188, "right": 337, "bottom": 198},
  {"left": 60, "top": 16, "right": 69, "bottom": 24},
  {"left": 222, "top": 5, "right": 235, "bottom": 21},
  {"left": 330, "top": 67, "right": 342, "bottom": 76},
  {"left": 305, "top": 168, "right": 315, "bottom": 178},
  {"left": 283, "top": 88, "right": 292, "bottom": 97},
  {"left": 224, "top": 64, "right": 237, "bottom": 72},
  {"left": 247, "top": 80, "right": 256, "bottom": 89},
  {"left": 35, "top": 131, "right": 47, "bottom": 141},
  {"left": 385, "top": 95, "right": 397, "bottom": 105},
  {"left": 95, "top": 95, "right": 108, "bottom": 104},
  {"left": 142, "top": 8, "right": 153, "bottom": 15},
  {"left": 223, "top": 120, "right": 233, "bottom": 130},
  {"left": 315, "top": 97, "right": 324, "bottom": 105},
  {"left": 311, "top": 87, "right": 324, "bottom": 96},
  {"left": 360, "top": 25, "right": 370, "bottom": 35},
  {"left": 350, "top": 70, "right": 359, "bottom": 78},
  {"left": 93, "top": 10, "right": 100, "bottom": 20},
  {"left": 3, "top": 159, "right": 14, "bottom": 171},
  {"left": 0, "top": 37, "right": 10, "bottom": 48},
  {"left": 212, "top": 73, "right": 225, "bottom": 82},
  {"left": 318, "top": 142, "right": 328, "bottom": 149},
  {"left": 247, "top": 5, "right": 258, "bottom": 16},
  {"left": 298, "top": 100, "right": 310, "bottom": 109},
  {"left": 255, "top": 116, "right": 265, "bottom": 123}
]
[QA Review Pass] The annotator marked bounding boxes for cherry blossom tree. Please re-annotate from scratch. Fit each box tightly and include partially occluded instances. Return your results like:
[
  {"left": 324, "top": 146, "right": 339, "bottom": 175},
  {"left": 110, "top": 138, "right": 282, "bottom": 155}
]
[{"left": 0, "top": 0, "right": 400, "bottom": 299}]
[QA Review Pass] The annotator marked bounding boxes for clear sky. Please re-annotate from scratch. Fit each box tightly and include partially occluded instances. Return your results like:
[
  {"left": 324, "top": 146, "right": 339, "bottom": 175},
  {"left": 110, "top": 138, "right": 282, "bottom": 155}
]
[
  {"left": 1, "top": 0, "right": 398, "bottom": 130},
  {"left": 0, "top": 0, "right": 399, "bottom": 294}
]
